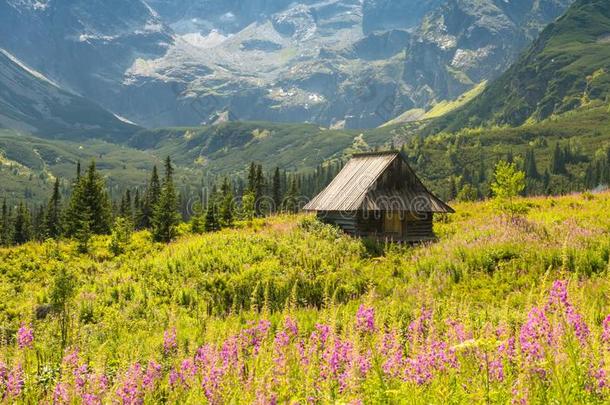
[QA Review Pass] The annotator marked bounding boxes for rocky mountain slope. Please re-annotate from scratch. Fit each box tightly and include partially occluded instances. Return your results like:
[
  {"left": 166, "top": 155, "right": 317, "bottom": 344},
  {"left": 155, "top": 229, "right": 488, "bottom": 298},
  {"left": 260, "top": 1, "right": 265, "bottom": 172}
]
[
  {"left": 0, "top": 0, "right": 573, "bottom": 129},
  {"left": 429, "top": 0, "right": 610, "bottom": 131},
  {"left": 0, "top": 48, "right": 137, "bottom": 141}
]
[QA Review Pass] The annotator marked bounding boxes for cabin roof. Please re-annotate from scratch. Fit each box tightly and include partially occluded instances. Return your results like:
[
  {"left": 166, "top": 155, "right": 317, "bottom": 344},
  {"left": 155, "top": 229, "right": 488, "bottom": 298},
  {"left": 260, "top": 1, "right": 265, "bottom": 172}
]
[{"left": 303, "top": 151, "right": 454, "bottom": 213}]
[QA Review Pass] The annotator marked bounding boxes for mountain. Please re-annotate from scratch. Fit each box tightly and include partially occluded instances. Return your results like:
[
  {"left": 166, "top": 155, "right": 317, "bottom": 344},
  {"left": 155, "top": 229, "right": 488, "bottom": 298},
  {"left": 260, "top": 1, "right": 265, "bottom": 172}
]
[
  {"left": 0, "top": 0, "right": 573, "bottom": 129},
  {"left": 0, "top": 48, "right": 137, "bottom": 141},
  {"left": 0, "top": 0, "right": 173, "bottom": 128},
  {"left": 429, "top": 0, "right": 610, "bottom": 131}
]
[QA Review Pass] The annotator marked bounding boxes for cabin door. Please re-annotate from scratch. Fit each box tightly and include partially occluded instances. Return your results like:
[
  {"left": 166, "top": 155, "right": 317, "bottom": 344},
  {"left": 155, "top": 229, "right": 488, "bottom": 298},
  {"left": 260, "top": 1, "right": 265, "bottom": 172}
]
[{"left": 383, "top": 212, "right": 403, "bottom": 236}]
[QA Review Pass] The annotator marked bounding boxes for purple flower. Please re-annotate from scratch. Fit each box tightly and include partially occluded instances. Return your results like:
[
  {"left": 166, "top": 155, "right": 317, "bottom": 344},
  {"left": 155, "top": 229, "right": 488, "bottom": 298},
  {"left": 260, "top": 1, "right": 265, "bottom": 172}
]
[
  {"left": 116, "top": 363, "right": 143, "bottom": 405},
  {"left": 380, "top": 330, "right": 404, "bottom": 378},
  {"left": 284, "top": 316, "right": 299, "bottom": 337},
  {"left": 408, "top": 308, "right": 433, "bottom": 344},
  {"left": 142, "top": 361, "right": 162, "bottom": 391},
  {"left": 519, "top": 307, "right": 552, "bottom": 362},
  {"left": 163, "top": 328, "right": 178, "bottom": 355},
  {"left": 590, "top": 362, "right": 607, "bottom": 392},
  {"left": 565, "top": 306, "right": 590, "bottom": 345},
  {"left": 53, "top": 382, "right": 70, "bottom": 404},
  {"left": 355, "top": 305, "right": 375, "bottom": 334},
  {"left": 16, "top": 323, "right": 34, "bottom": 349},
  {"left": 6, "top": 363, "right": 24, "bottom": 397},
  {"left": 603, "top": 315, "right": 610, "bottom": 347}
]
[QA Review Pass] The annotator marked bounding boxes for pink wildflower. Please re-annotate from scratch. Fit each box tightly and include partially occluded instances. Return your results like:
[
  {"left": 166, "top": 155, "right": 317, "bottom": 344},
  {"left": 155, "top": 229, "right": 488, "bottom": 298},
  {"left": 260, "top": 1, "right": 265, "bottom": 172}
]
[
  {"left": 163, "top": 328, "right": 177, "bottom": 355},
  {"left": 16, "top": 323, "right": 33, "bottom": 349},
  {"left": 355, "top": 305, "right": 375, "bottom": 334},
  {"left": 53, "top": 382, "right": 70, "bottom": 404}
]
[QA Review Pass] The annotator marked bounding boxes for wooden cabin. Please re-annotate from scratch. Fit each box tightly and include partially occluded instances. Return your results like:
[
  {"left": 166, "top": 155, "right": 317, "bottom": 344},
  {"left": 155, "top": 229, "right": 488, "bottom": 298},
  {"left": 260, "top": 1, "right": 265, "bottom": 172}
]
[{"left": 303, "top": 151, "right": 454, "bottom": 242}]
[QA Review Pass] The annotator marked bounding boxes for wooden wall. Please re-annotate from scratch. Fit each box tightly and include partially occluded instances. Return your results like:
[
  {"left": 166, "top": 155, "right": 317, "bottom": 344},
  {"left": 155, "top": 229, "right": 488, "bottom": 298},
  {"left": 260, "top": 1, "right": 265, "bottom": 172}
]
[{"left": 318, "top": 210, "right": 435, "bottom": 242}]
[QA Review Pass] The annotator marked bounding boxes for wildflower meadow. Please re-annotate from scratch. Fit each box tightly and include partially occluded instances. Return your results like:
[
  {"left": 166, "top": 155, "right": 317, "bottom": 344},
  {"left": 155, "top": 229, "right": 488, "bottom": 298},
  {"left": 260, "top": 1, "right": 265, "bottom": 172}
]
[{"left": 0, "top": 191, "right": 609, "bottom": 403}]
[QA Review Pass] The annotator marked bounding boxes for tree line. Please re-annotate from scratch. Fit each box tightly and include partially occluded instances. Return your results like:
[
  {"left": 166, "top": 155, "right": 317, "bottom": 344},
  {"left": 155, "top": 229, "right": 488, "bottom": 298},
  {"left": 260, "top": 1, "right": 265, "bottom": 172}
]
[{"left": 0, "top": 156, "right": 347, "bottom": 249}]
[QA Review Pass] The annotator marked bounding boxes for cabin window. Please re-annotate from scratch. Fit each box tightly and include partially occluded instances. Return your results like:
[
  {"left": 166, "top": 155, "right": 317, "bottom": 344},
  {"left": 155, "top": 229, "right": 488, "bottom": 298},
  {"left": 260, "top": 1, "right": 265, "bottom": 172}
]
[{"left": 383, "top": 212, "right": 402, "bottom": 235}]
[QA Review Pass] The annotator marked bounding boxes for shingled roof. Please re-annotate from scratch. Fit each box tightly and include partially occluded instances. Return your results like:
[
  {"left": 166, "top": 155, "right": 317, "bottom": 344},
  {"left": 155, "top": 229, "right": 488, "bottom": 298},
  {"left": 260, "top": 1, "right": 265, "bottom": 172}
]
[{"left": 303, "top": 151, "right": 454, "bottom": 213}]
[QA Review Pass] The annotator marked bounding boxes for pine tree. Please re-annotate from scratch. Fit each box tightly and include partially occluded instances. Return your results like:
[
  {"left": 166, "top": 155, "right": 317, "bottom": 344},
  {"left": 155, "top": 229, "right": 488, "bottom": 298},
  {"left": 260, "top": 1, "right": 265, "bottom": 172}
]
[
  {"left": 119, "top": 189, "right": 133, "bottom": 220},
  {"left": 550, "top": 143, "right": 566, "bottom": 174},
  {"left": 45, "top": 178, "right": 63, "bottom": 239},
  {"left": 190, "top": 201, "right": 206, "bottom": 234},
  {"left": 204, "top": 202, "right": 221, "bottom": 232},
  {"left": 152, "top": 157, "right": 180, "bottom": 243},
  {"left": 76, "top": 160, "right": 81, "bottom": 181},
  {"left": 220, "top": 178, "right": 234, "bottom": 227},
  {"left": 283, "top": 176, "right": 300, "bottom": 213},
  {"left": 33, "top": 205, "right": 46, "bottom": 241},
  {"left": 0, "top": 198, "right": 10, "bottom": 246},
  {"left": 65, "top": 161, "right": 112, "bottom": 237},
  {"left": 133, "top": 188, "right": 142, "bottom": 229},
  {"left": 13, "top": 202, "right": 33, "bottom": 245},
  {"left": 272, "top": 167, "right": 282, "bottom": 213},
  {"left": 141, "top": 166, "right": 161, "bottom": 229},
  {"left": 524, "top": 149, "right": 539, "bottom": 179}
]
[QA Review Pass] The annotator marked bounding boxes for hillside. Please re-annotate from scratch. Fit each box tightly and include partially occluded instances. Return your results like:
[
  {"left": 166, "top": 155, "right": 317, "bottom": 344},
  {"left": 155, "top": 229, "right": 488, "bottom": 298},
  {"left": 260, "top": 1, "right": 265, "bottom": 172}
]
[
  {"left": 0, "top": 49, "right": 138, "bottom": 141},
  {"left": 429, "top": 0, "right": 610, "bottom": 131},
  {"left": 0, "top": 192, "right": 609, "bottom": 402}
]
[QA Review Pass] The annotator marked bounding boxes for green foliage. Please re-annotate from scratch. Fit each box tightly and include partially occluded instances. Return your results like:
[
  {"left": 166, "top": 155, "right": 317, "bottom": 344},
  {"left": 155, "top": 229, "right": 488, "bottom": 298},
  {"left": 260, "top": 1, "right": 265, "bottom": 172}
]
[
  {"left": 44, "top": 177, "right": 62, "bottom": 239},
  {"left": 241, "top": 192, "right": 256, "bottom": 221},
  {"left": 65, "top": 161, "right": 112, "bottom": 237},
  {"left": 49, "top": 265, "right": 76, "bottom": 350},
  {"left": 491, "top": 161, "right": 527, "bottom": 216},
  {"left": 152, "top": 157, "right": 180, "bottom": 243},
  {"left": 0, "top": 192, "right": 608, "bottom": 402},
  {"left": 430, "top": 0, "right": 610, "bottom": 131},
  {"left": 109, "top": 216, "right": 133, "bottom": 256}
]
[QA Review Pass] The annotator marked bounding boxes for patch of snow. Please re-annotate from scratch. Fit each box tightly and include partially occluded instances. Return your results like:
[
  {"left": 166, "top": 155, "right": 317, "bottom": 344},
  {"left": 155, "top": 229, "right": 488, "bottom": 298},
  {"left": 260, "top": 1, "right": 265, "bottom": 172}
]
[
  {"left": 113, "top": 113, "right": 137, "bottom": 125},
  {"left": 180, "top": 31, "right": 230, "bottom": 49},
  {"left": 78, "top": 34, "right": 118, "bottom": 43},
  {"left": 0, "top": 48, "right": 60, "bottom": 88},
  {"left": 140, "top": 0, "right": 159, "bottom": 18}
]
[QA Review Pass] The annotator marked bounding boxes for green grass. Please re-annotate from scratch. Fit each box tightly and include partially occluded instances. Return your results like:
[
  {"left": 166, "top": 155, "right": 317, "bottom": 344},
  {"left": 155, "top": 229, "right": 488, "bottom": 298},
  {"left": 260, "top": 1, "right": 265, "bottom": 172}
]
[
  {"left": 0, "top": 191, "right": 609, "bottom": 402},
  {"left": 430, "top": 0, "right": 610, "bottom": 131}
]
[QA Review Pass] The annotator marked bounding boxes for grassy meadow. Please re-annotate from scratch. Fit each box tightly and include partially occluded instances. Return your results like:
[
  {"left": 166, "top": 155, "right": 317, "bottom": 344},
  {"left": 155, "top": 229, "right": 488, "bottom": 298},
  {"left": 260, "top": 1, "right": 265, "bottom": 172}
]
[{"left": 0, "top": 191, "right": 609, "bottom": 403}]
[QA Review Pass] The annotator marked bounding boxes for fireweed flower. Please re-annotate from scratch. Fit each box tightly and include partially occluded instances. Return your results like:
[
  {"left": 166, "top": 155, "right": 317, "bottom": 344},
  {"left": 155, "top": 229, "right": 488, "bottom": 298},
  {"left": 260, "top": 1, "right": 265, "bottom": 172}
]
[
  {"left": 116, "top": 363, "right": 143, "bottom": 405},
  {"left": 6, "top": 363, "right": 24, "bottom": 397},
  {"left": 590, "top": 362, "right": 607, "bottom": 392},
  {"left": 53, "top": 382, "right": 70, "bottom": 404},
  {"left": 142, "top": 361, "right": 162, "bottom": 391},
  {"left": 446, "top": 319, "right": 470, "bottom": 343},
  {"left": 519, "top": 306, "right": 552, "bottom": 362},
  {"left": 355, "top": 305, "right": 375, "bottom": 334},
  {"left": 380, "top": 330, "right": 404, "bottom": 378},
  {"left": 163, "top": 328, "right": 178, "bottom": 355},
  {"left": 603, "top": 315, "right": 610, "bottom": 347},
  {"left": 16, "top": 323, "right": 34, "bottom": 349},
  {"left": 63, "top": 348, "right": 81, "bottom": 369},
  {"left": 408, "top": 308, "right": 433, "bottom": 344}
]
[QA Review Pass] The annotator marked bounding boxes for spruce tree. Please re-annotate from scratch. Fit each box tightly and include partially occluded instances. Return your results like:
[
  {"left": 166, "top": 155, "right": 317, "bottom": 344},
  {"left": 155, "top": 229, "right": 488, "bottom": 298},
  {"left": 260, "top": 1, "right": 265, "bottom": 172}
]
[
  {"left": 524, "top": 149, "right": 539, "bottom": 179},
  {"left": 283, "top": 176, "right": 300, "bottom": 213},
  {"left": 550, "top": 143, "right": 566, "bottom": 174},
  {"left": 141, "top": 166, "right": 161, "bottom": 229},
  {"left": 13, "top": 202, "right": 33, "bottom": 245},
  {"left": 0, "top": 199, "right": 11, "bottom": 246},
  {"left": 33, "top": 205, "right": 46, "bottom": 241},
  {"left": 204, "top": 202, "right": 220, "bottom": 232},
  {"left": 45, "top": 178, "right": 63, "bottom": 239},
  {"left": 119, "top": 189, "right": 133, "bottom": 220},
  {"left": 152, "top": 157, "right": 180, "bottom": 243},
  {"left": 220, "top": 178, "right": 234, "bottom": 227},
  {"left": 65, "top": 161, "right": 112, "bottom": 237},
  {"left": 272, "top": 167, "right": 282, "bottom": 213}
]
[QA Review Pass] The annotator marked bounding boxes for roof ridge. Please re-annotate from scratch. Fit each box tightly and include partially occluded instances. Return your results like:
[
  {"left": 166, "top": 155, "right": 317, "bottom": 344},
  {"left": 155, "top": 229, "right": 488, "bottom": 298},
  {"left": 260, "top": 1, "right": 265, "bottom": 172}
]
[{"left": 351, "top": 150, "right": 400, "bottom": 158}]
